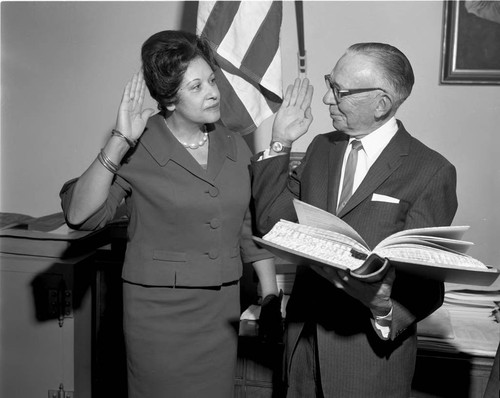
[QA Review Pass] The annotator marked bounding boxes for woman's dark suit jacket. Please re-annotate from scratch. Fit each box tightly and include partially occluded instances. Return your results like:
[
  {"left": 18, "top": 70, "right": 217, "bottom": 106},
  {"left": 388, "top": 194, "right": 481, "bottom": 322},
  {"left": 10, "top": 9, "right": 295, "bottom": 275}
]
[
  {"left": 251, "top": 121, "right": 458, "bottom": 397},
  {"left": 61, "top": 114, "right": 270, "bottom": 287}
]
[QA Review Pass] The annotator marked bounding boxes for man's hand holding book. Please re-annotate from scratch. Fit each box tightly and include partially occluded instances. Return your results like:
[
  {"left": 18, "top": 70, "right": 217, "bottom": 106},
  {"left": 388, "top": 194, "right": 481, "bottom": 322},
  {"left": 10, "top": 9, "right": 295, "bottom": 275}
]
[{"left": 311, "top": 263, "right": 396, "bottom": 338}]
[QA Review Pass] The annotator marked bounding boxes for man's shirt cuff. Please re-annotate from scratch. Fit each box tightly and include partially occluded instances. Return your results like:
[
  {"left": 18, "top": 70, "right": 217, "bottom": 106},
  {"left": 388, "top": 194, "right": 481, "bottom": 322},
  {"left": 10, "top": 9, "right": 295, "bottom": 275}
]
[{"left": 371, "top": 307, "right": 393, "bottom": 340}]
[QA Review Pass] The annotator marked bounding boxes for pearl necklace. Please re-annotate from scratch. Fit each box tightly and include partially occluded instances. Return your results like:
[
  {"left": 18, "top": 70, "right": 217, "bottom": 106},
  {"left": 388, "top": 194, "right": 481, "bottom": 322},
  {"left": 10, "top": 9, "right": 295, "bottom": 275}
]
[{"left": 164, "top": 118, "right": 208, "bottom": 150}]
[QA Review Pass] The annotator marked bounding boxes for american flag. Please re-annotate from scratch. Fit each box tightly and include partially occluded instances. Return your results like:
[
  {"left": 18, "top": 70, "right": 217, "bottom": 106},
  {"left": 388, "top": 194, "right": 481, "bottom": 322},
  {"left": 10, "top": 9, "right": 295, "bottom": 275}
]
[{"left": 197, "top": 1, "right": 283, "bottom": 136}]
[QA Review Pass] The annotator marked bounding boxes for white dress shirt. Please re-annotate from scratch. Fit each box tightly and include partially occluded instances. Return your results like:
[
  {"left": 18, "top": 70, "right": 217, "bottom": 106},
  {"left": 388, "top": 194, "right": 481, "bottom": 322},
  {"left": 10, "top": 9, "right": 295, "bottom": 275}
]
[
  {"left": 337, "top": 117, "right": 398, "bottom": 339},
  {"left": 338, "top": 117, "right": 398, "bottom": 205}
]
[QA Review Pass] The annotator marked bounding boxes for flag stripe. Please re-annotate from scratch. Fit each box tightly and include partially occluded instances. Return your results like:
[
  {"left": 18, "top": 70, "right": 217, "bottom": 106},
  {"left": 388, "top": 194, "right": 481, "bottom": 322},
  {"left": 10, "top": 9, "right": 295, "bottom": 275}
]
[
  {"left": 214, "top": 68, "right": 258, "bottom": 136},
  {"left": 196, "top": 1, "right": 217, "bottom": 33},
  {"left": 199, "top": 1, "right": 241, "bottom": 48},
  {"left": 240, "top": 1, "right": 282, "bottom": 86},
  {"left": 214, "top": 55, "right": 281, "bottom": 135},
  {"left": 196, "top": 1, "right": 283, "bottom": 135},
  {"left": 200, "top": 1, "right": 281, "bottom": 95},
  {"left": 221, "top": 69, "right": 274, "bottom": 127},
  {"left": 260, "top": 49, "right": 282, "bottom": 102},
  {"left": 215, "top": 2, "right": 272, "bottom": 71}
]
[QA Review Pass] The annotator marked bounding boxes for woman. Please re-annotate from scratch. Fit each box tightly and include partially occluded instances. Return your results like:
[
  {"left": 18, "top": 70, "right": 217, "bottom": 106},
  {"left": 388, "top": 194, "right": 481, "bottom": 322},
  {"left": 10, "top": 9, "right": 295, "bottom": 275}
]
[{"left": 60, "top": 30, "right": 279, "bottom": 398}]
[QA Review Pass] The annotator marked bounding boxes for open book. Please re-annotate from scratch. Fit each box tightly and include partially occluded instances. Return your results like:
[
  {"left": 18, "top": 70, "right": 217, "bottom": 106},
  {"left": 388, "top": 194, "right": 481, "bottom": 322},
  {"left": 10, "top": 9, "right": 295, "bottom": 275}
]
[{"left": 253, "top": 200, "right": 499, "bottom": 286}]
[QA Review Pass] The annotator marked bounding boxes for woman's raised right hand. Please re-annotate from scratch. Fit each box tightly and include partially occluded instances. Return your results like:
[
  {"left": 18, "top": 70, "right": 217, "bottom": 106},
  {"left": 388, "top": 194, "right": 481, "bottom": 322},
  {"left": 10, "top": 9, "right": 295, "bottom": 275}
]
[{"left": 115, "top": 71, "right": 155, "bottom": 141}]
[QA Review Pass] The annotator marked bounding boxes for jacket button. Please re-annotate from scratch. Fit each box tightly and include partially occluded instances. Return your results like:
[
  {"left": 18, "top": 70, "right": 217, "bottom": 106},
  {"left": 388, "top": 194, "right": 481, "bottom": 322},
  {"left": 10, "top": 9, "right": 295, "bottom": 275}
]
[
  {"left": 208, "top": 250, "right": 219, "bottom": 259},
  {"left": 210, "top": 218, "right": 221, "bottom": 229},
  {"left": 208, "top": 186, "right": 219, "bottom": 197}
]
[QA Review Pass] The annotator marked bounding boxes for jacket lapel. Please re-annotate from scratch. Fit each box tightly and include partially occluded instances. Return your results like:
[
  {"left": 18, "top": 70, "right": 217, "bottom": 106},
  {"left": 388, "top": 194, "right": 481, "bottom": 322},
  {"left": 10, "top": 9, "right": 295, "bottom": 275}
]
[
  {"left": 140, "top": 115, "right": 235, "bottom": 184},
  {"left": 337, "top": 123, "right": 411, "bottom": 216},
  {"left": 326, "top": 136, "right": 348, "bottom": 214},
  {"left": 206, "top": 124, "right": 237, "bottom": 181}
]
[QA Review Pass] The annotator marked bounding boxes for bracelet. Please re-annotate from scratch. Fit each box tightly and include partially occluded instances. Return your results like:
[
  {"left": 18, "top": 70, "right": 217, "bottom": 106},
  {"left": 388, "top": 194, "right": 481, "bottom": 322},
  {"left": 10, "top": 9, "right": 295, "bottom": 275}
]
[
  {"left": 97, "top": 148, "right": 120, "bottom": 174},
  {"left": 111, "top": 129, "right": 137, "bottom": 147}
]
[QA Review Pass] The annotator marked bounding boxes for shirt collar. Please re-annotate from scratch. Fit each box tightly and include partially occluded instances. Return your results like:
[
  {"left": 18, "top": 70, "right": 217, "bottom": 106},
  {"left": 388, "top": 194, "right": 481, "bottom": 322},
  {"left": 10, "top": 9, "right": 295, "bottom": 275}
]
[{"left": 350, "top": 117, "right": 398, "bottom": 164}]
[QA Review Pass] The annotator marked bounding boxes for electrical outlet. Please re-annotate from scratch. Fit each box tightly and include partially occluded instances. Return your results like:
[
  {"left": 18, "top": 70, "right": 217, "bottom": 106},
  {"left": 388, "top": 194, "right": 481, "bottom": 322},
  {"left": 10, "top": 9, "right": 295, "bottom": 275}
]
[
  {"left": 48, "top": 392, "right": 73, "bottom": 398},
  {"left": 48, "top": 384, "right": 74, "bottom": 398}
]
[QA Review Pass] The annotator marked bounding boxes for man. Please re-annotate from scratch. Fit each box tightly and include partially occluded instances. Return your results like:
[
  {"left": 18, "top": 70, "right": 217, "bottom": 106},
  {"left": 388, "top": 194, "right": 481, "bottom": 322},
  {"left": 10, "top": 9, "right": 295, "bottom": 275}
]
[{"left": 251, "top": 43, "right": 458, "bottom": 397}]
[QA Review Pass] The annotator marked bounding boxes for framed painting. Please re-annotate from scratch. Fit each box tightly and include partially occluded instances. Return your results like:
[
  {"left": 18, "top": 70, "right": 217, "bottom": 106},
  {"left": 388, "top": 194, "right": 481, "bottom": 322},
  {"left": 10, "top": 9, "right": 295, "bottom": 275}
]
[{"left": 441, "top": 0, "right": 500, "bottom": 85}]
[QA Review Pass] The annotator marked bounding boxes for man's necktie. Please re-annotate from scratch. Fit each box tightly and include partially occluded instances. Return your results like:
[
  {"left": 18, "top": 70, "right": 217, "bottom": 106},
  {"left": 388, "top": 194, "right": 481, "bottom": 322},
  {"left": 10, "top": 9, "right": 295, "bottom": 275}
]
[{"left": 337, "top": 140, "right": 363, "bottom": 213}]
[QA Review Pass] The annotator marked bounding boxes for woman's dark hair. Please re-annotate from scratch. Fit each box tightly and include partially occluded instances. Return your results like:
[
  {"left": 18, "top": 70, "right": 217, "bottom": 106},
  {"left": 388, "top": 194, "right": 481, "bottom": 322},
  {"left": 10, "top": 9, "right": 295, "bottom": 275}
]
[{"left": 141, "top": 30, "right": 217, "bottom": 112}]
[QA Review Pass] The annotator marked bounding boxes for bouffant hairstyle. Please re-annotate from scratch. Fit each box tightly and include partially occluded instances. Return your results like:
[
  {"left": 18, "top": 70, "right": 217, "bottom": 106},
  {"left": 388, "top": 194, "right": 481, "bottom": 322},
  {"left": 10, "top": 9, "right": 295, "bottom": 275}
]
[{"left": 141, "top": 30, "right": 217, "bottom": 112}]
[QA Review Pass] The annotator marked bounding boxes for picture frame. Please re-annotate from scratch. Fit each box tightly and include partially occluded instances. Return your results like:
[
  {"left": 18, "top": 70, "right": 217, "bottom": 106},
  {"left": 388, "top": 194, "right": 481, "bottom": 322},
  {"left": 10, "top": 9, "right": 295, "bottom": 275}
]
[{"left": 441, "top": 0, "right": 500, "bottom": 85}]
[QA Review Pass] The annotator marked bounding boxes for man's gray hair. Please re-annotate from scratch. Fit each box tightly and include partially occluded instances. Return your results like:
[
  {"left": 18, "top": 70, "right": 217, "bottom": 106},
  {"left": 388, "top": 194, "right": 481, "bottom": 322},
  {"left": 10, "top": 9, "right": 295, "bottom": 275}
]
[{"left": 347, "top": 42, "right": 415, "bottom": 108}]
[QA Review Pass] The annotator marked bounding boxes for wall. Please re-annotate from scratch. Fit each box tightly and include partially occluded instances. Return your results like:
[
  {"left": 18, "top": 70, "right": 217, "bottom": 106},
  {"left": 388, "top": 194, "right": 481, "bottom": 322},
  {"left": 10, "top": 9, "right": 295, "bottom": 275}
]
[{"left": 2, "top": 1, "right": 499, "bottom": 266}]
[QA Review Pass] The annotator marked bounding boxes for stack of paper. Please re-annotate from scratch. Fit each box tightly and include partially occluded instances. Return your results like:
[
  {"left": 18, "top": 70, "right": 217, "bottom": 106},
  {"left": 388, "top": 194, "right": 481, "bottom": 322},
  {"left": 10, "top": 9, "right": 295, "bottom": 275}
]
[{"left": 418, "top": 278, "right": 500, "bottom": 357}]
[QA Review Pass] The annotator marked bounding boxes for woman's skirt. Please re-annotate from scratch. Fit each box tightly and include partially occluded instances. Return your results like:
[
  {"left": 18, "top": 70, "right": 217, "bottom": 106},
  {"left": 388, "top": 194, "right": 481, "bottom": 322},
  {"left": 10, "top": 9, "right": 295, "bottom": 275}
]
[{"left": 123, "top": 280, "right": 240, "bottom": 398}]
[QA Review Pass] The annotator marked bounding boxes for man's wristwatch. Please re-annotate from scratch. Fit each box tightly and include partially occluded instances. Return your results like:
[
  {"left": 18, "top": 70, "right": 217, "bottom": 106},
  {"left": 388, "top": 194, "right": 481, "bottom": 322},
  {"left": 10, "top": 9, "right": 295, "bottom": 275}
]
[{"left": 270, "top": 141, "right": 292, "bottom": 154}]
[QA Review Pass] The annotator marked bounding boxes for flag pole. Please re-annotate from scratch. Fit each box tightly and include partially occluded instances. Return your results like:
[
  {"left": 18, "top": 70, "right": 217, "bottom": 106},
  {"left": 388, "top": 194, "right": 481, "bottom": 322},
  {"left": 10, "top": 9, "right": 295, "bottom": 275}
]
[{"left": 295, "top": 0, "right": 307, "bottom": 78}]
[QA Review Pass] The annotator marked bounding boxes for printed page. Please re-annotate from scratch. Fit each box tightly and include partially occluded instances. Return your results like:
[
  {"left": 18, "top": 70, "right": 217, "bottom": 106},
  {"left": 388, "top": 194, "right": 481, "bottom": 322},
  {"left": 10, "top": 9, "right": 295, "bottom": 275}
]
[
  {"left": 293, "top": 199, "right": 368, "bottom": 249},
  {"left": 374, "top": 244, "right": 487, "bottom": 269},
  {"left": 376, "top": 225, "right": 470, "bottom": 247},
  {"left": 376, "top": 235, "right": 474, "bottom": 254},
  {"left": 261, "top": 220, "right": 368, "bottom": 270}
]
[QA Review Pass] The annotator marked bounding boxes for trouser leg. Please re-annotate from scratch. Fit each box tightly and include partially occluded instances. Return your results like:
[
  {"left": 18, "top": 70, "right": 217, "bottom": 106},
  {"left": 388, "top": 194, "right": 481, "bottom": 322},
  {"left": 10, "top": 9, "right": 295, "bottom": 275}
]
[{"left": 286, "top": 323, "right": 323, "bottom": 398}]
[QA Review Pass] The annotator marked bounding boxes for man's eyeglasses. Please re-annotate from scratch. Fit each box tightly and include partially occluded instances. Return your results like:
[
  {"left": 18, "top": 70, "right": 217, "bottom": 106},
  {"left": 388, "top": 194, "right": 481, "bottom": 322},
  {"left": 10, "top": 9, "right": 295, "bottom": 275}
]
[{"left": 324, "top": 74, "right": 386, "bottom": 101}]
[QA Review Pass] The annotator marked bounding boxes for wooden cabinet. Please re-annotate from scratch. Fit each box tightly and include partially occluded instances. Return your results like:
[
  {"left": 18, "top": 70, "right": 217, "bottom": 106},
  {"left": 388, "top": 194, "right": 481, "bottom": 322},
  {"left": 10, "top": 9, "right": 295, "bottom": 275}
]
[
  {"left": 0, "top": 221, "right": 116, "bottom": 398},
  {"left": 235, "top": 320, "right": 285, "bottom": 398},
  {"left": 234, "top": 334, "right": 496, "bottom": 398},
  {"left": 0, "top": 252, "right": 94, "bottom": 398},
  {"left": 411, "top": 350, "right": 495, "bottom": 398},
  {"left": 235, "top": 336, "right": 284, "bottom": 398},
  {"left": 235, "top": 338, "right": 496, "bottom": 398}
]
